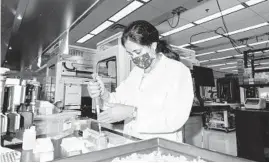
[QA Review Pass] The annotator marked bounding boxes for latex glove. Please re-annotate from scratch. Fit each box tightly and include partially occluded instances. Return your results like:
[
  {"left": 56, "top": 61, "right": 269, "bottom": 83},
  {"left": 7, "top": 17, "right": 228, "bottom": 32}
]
[
  {"left": 88, "top": 74, "right": 109, "bottom": 100},
  {"left": 98, "top": 103, "right": 135, "bottom": 124}
]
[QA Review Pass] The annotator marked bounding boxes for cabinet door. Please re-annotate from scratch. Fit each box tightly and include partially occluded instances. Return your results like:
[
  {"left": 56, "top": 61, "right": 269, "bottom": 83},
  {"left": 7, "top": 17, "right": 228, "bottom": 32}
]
[{"left": 184, "top": 116, "right": 203, "bottom": 148}]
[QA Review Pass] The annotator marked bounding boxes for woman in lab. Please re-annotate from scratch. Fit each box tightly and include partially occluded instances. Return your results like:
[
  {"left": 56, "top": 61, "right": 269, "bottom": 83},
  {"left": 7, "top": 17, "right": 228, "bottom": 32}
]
[{"left": 89, "top": 20, "right": 194, "bottom": 142}]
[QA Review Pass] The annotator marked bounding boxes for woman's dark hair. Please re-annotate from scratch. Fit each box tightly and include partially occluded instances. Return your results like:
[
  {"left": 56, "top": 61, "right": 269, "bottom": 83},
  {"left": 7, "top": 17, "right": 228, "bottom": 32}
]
[{"left": 121, "top": 20, "right": 180, "bottom": 61}]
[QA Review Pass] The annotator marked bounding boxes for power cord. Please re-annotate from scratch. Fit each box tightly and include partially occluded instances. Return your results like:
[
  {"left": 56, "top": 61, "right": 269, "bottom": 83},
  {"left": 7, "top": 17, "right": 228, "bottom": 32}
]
[
  {"left": 167, "top": 12, "right": 180, "bottom": 28},
  {"left": 216, "top": 0, "right": 244, "bottom": 54}
]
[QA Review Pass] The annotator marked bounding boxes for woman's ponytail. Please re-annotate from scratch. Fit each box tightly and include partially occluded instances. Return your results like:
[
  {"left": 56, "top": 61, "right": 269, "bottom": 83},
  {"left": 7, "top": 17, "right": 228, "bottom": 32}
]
[{"left": 156, "top": 40, "right": 180, "bottom": 61}]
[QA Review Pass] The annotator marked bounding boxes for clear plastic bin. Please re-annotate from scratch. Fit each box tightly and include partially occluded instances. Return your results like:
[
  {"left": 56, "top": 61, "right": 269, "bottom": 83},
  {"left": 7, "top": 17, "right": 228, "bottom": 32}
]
[{"left": 34, "top": 112, "right": 79, "bottom": 136}]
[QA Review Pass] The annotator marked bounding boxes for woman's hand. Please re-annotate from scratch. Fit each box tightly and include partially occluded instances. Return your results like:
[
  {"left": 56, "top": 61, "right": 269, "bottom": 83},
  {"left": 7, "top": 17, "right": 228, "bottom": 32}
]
[
  {"left": 88, "top": 74, "right": 109, "bottom": 100},
  {"left": 98, "top": 103, "right": 136, "bottom": 124}
]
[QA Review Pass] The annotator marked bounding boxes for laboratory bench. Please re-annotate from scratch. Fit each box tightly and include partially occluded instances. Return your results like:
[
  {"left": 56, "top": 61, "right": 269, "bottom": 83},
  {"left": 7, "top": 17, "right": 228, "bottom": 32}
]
[{"left": 2, "top": 116, "right": 251, "bottom": 162}]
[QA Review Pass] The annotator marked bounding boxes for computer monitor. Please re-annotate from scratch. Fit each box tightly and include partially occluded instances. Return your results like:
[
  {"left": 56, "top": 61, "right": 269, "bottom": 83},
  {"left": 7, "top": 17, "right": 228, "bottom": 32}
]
[{"left": 193, "top": 66, "right": 215, "bottom": 87}]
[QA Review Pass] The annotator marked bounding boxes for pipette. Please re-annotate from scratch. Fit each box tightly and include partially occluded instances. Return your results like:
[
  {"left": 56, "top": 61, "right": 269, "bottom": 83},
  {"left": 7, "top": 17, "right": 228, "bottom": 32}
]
[{"left": 92, "top": 75, "right": 102, "bottom": 134}]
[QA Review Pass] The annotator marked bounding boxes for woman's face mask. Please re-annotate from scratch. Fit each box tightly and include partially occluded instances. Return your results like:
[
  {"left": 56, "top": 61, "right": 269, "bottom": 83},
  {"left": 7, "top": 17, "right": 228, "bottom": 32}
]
[
  {"left": 131, "top": 53, "right": 154, "bottom": 69},
  {"left": 124, "top": 40, "right": 157, "bottom": 70}
]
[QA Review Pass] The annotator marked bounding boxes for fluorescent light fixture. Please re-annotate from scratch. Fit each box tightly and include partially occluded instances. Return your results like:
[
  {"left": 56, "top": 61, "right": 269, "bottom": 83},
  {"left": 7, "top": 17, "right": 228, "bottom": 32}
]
[
  {"left": 232, "top": 70, "right": 238, "bottom": 72},
  {"left": 77, "top": 34, "right": 94, "bottom": 43},
  {"left": 210, "top": 56, "right": 232, "bottom": 61},
  {"left": 256, "top": 66, "right": 269, "bottom": 70},
  {"left": 221, "top": 4, "right": 245, "bottom": 15},
  {"left": 196, "top": 51, "right": 215, "bottom": 57},
  {"left": 194, "top": 13, "right": 222, "bottom": 25},
  {"left": 245, "top": 0, "right": 267, "bottom": 6},
  {"left": 248, "top": 63, "right": 260, "bottom": 66},
  {"left": 140, "top": 0, "right": 151, "bottom": 2},
  {"left": 234, "top": 54, "right": 243, "bottom": 57},
  {"left": 208, "top": 63, "right": 225, "bottom": 67},
  {"left": 17, "top": 15, "right": 22, "bottom": 20},
  {"left": 109, "top": 1, "right": 143, "bottom": 22},
  {"left": 249, "top": 40, "right": 269, "bottom": 46},
  {"left": 217, "top": 45, "right": 246, "bottom": 52},
  {"left": 192, "top": 35, "right": 222, "bottom": 44},
  {"left": 161, "top": 23, "right": 195, "bottom": 37},
  {"left": 227, "top": 22, "right": 269, "bottom": 35},
  {"left": 177, "top": 22, "right": 269, "bottom": 47},
  {"left": 90, "top": 21, "right": 114, "bottom": 35},
  {"left": 200, "top": 60, "right": 210, "bottom": 63},
  {"left": 179, "top": 44, "right": 190, "bottom": 48},
  {"left": 9, "top": 47, "right": 12, "bottom": 50},
  {"left": 194, "top": 4, "right": 244, "bottom": 24},
  {"left": 260, "top": 62, "right": 269, "bottom": 65},
  {"left": 220, "top": 66, "right": 237, "bottom": 70},
  {"left": 227, "top": 62, "right": 237, "bottom": 65},
  {"left": 170, "top": 44, "right": 190, "bottom": 48}
]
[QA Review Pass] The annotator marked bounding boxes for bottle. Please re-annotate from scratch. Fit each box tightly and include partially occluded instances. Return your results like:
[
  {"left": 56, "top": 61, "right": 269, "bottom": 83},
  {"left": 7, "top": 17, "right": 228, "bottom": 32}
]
[
  {"left": 6, "top": 105, "right": 21, "bottom": 133},
  {"left": 21, "top": 126, "right": 36, "bottom": 162},
  {"left": 6, "top": 86, "right": 21, "bottom": 133},
  {"left": 18, "top": 104, "right": 34, "bottom": 129},
  {"left": 0, "top": 111, "right": 8, "bottom": 134}
]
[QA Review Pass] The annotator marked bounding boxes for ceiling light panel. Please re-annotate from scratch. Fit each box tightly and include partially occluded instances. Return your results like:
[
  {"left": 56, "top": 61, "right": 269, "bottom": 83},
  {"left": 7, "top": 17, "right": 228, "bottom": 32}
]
[
  {"left": 109, "top": 1, "right": 144, "bottom": 22},
  {"left": 90, "top": 21, "right": 114, "bottom": 35},
  {"left": 177, "top": 22, "right": 269, "bottom": 47},
  {"left": 220, "top": 66, "right": 237, "bottom": 70},
  {"left": 77, "top": 34, "right": 94, "bottom": 43},
  {"left": 210, "top": 56, "right": 232, "bottom": 61},
  {"left": 192, "top": 35, "right": 223, "bottom": 44},
  {"left": 245, "top": 0, "right": 267, "bottom": 6},
  {"left": 249, "top": 40, "right": 269, "bottom": 46},
  {"left": 260, "top": 62, "right": 269, "bottom": 65},
  {"left": 208, "top": 63, "right": 226, "bottom": 67},
  {"left": 194, "top": 4, "right": 244, "bottom": 24},
  {"left": 179, "top": 44, "right": 190, "bottom": 48},
  {"left": 221, "top": 4, "right": 245, "bottom": 15},
  {"left": 200, "top": 60, "right": 210, "bottom": 63},
  {"left": 217, "top": 45, "right": 246, "bottom": 52},
  {"left": 161, "top": 23, "right": 195, "bottom": 37},
  {"left": 256, "top": 66, "right": 269, "bottom": 70},
  {"left": 234, "top": 54, "right": 244, "bottom": 57},
  {"left": 196, "top": 51, "right": 215, "bottom": 57},
  {"left": 140, "top": 0, "right": 151, "bottom": 2},
  {"left": 226, "top": 22, "right": 269, "bottom": 35},
  {"left": 227, "top": 62, "right": 237, "bottom": 65}
]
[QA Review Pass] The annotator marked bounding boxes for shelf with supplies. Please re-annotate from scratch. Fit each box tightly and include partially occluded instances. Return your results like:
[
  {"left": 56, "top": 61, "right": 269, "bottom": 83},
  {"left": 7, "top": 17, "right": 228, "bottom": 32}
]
[{"left": 239, "top": 84, "right": 269, "bottom": 88}]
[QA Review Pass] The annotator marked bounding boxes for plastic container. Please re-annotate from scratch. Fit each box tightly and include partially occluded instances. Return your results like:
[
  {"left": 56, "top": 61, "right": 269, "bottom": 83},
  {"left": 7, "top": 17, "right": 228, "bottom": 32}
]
[
  {"left": 61, "top": 137, "right": 84, "bottom": 157},
  {"left": 22, "top": 126, "right": 36, "bottom": 150},
  {"left": 0, "top": 113, "right": 8, "bottom": 134},
  {"left": 33, "top": 138, "right": 54, "bottom": 162},
  {"left": 34, "top": 111, "right": 79, "bottom": 136},
  {"left": 36, "top": 100, "right": 54, "bottom": 115}
]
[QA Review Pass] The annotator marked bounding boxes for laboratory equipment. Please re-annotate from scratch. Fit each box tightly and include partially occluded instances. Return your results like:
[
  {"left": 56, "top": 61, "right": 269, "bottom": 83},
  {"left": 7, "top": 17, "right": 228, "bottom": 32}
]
[
  {"left": 217, "top": 77, "right": 240, "bottom": 103},
  {"left": 244, "top": 98, "right": 267, "bottom": 110},
  {"left": 204, "top": 105, "right": 236, "bottom": 132},
  {"left": 0, "top": 68, "right": 9, "bottom": 134},
  {"left": 193, "top": 66, "right": 215, "bottom": 87},
  {"left": 5, "top": 86, "right": 21, "bottom": 133}
]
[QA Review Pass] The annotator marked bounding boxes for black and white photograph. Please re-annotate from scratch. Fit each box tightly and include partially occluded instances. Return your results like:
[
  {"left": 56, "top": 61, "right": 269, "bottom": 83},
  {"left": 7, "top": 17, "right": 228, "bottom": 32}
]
[{"left": 1, "top": 0, "right": 269, "bottom": 162}]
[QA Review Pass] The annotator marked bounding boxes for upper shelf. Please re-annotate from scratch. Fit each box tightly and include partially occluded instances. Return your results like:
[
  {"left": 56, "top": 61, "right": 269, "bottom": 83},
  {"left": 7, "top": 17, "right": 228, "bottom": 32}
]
[{"left": 239, "top": 84, "right": 269, "bottom": 88}]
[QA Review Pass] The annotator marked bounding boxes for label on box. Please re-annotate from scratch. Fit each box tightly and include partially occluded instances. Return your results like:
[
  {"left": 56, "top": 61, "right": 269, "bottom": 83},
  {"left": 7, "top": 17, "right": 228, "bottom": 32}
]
[{"left": 63, "top": 121, "right": 72, "bottom": 131}]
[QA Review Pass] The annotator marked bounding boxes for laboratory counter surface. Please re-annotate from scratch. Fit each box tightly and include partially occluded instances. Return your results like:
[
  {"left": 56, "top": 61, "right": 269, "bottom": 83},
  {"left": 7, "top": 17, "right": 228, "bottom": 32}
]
[{"left": 4, "top": 117, "right": 252, "bottom": 162}]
